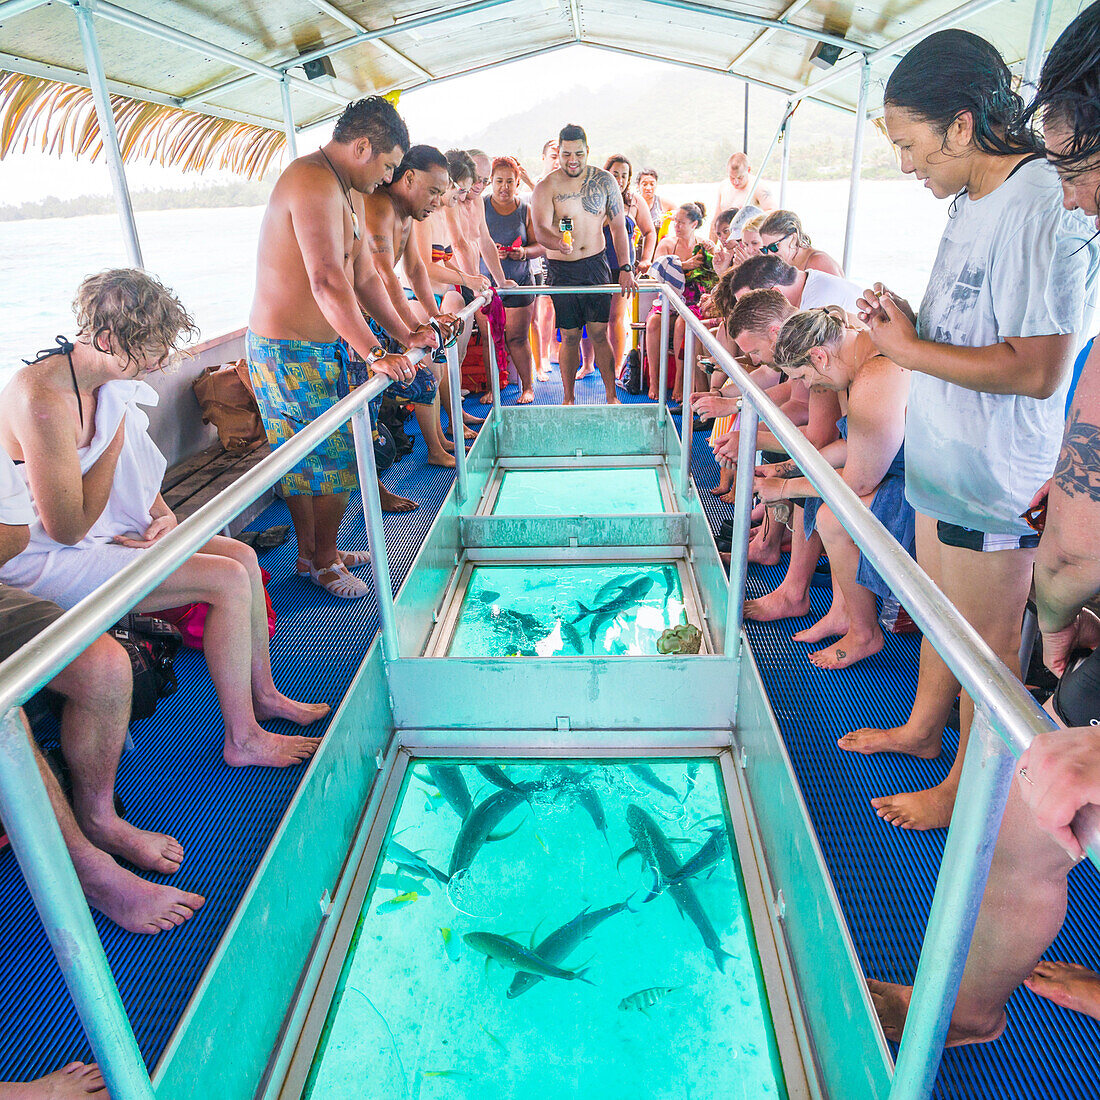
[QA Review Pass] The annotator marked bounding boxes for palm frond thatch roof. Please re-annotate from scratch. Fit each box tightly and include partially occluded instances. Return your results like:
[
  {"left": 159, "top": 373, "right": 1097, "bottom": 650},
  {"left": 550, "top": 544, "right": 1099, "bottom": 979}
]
[{"left": 0, "top": 71, "right": 286, "bottom": 178}]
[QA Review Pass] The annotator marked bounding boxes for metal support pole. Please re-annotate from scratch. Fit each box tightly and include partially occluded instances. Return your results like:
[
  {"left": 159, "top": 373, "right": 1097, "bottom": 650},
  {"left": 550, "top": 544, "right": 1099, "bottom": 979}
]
[
  {"left": 842, "top": 59, "right": 871, "bottom": 277},
  {"left": 279, "top": 78, "right": 298, "bottom": 160},
  {"left": 743, "top": 84, "right": 750, "bottom": 154},
  {"left": 350, "top": 408, "right": 400, "bottom": 659},
  {"left": 72, "top": 0, "right": 143, "bottom": 268},
  {"left": 888, "top": 706, "right": 1016, "bottom": 1100},
  {"left": 745, "top": 111, "right": 787, "bottom": 216},
  {"left": 657, "top": 290, "right": 670, "bottom": 428},
  {"left": 723, "top": 401, "right": 758, "bottom": 659},
  {"left": 485, "top": 314, "right": 502, "bottom": 449},
  {"left": 0, "top": 709, "right": 155, "bottom": 1100},
  {"left": 678, "top": 327, "right": 695, "bottom": 498},
  {"left": 445, "top": 342, "right": 469, "bottom": 505},
  {"left": 1022, "top": 0, "right": 1054, "bottom": 96},
  {"left": 779, "top": 107, "right": 793, "bottom": 209}
]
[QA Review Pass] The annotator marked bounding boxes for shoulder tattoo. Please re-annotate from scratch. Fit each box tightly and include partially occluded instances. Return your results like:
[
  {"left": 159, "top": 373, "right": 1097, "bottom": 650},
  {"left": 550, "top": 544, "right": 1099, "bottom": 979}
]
[
  {"left": 1054, "top": 405, "right": 1100, "bottom": 502},
  {"left": 369, "top": 233, "right": 392, "bottom": 257},
  {"left": 579, "top": 169, "right": 615, "bottom": 217}
]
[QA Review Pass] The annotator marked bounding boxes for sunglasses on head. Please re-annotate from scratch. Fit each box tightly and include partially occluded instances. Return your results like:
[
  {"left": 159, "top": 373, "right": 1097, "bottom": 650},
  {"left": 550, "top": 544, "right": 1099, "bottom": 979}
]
[{"left": 760, "top": 231, "right": 795, "bottom": 254}]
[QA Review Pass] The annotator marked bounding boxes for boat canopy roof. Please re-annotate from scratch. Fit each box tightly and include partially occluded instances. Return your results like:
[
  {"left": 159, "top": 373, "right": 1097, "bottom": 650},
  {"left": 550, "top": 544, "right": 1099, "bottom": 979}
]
[{"left": 0, "top": 0, "right": 1074, "bottom": 174}]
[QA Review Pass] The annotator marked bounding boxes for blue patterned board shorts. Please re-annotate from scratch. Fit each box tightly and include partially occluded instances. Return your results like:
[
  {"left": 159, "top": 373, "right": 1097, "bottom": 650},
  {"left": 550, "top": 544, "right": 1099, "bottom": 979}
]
[
  {"left": 246, "top": 331, "right": 358, "bottom": 497},
  {"left": 363, "top": 318, "right": 439, "bottom": 418}
]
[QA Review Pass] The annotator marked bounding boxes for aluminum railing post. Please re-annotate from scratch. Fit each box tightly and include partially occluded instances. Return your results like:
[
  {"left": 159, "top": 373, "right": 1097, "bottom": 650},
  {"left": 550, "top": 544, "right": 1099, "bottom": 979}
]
[
  {"left": 445, "top": 342, "right": 469, "bottom": 504},
  {"left": 842, "top": 59, "right": 871, "bottom": 277},
  {"left": 779, "top": 105, "right": 793, "bottom": 209},
  {"left": 72, "top": 0, "right": 143, "bottom": 268},
  {"left": 1022, "top": 0, "right": 1054, "bottom": 96},
  {"left": 888, "top": 705, "right": 1016, "bottom": 1100},
  {"left": 350, "top": 405, "right": 400, "bottom": 659},
  {"left": 279, "top": 78, "right": 298, "bottom": 159},
  {"left": 0, "top": 708, "right": 155, "bottom": 1100},
  {"left": 678, "top": 327, "right": 695, "bottom": 498},
  {"left": 485, "top": 310, "right": 502, "bottom": 449},
  {"left": 723, "top": 399, "right": 758, "bottom": 659},
  {"left": 658, "top": 289, "right": 670, "bottom": 428},
  {"left": 745, "top": 112, "right": 786, "bottom": 216}
]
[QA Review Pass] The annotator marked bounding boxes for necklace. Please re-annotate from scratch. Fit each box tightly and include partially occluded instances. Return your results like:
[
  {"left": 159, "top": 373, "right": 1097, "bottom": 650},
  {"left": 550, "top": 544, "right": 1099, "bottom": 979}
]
[{"left": 319, "top": 148, "right": 361, "bottom": 241}]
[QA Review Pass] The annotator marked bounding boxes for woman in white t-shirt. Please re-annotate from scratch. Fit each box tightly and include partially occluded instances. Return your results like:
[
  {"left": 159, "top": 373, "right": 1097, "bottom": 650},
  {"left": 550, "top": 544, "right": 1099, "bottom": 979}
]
[{"left": 838, "top": 30, "right": 1098, "bottom": 847}]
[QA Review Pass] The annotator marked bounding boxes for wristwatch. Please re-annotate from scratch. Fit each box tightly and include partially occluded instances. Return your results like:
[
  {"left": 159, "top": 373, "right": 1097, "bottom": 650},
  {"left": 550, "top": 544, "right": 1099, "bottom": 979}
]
[
  {"left": 620, "top": 263, "right": 635, "bottom": 273},
  {"left": 365, "top": 345, "right": 388, "bottom": 365}
]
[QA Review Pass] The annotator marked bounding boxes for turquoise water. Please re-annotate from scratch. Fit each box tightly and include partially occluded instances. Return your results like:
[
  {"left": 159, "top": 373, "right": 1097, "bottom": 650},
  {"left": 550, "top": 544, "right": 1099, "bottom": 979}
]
[
  {"left": 447, "top": 563, "right": 688, "bottom": 657},
  {"left": 305, "top": 759, "right": 787, "bottom": 1099},
  {"left": 491, "top": 468, "right": 665, "bottom": 516}
]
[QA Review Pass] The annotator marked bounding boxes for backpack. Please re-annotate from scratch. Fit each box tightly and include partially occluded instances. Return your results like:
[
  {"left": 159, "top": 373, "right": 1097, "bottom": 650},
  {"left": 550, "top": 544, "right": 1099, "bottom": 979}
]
[{"left": 621, "top": 348, "right": 643, "bottom": 396}]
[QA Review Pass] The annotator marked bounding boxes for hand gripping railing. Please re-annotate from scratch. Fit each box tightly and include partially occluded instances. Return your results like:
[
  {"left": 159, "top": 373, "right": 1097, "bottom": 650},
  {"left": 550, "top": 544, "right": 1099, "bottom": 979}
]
[
  {"left": 0, "top": 291, "right": 490, "bottom": 1100},
  {"left": 660, "top": 283, "right": 1100, "bottom": 1099}
]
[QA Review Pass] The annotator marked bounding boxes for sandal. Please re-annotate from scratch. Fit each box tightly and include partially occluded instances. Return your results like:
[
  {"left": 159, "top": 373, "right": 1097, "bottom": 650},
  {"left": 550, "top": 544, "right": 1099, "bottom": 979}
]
[
  {"left": 309, "top": 561, "right": 372, "bottom": 600},
  {"left": 297, "top": 550, "right": 371, "bottom": 576}
]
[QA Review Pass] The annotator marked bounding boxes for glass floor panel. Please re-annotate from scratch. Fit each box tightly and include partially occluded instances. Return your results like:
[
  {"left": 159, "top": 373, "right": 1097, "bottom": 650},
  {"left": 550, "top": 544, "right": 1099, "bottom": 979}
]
[
  {"left": 491, "top": 467, "right": 665, "bottom": 516},
  {"left": 305, "top": 760, "right": 787, "bottom": 1100},
  {"left": 447, "top": 564, "right": 687, "bottom": 657}
]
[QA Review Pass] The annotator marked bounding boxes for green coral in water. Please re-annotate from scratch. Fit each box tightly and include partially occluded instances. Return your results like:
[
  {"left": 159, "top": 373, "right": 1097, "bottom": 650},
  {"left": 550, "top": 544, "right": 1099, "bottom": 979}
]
[{"left": 656, "top": 622, "right": 702, "bottom": 654}]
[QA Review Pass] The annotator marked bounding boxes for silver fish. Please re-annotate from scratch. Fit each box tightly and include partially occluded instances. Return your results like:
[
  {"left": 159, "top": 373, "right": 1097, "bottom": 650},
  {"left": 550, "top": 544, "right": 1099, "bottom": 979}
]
[
  {"left": 448, "top": 787, "right": 527, "bottom": 878},
  {"left": 463, "top": 932, "right": 593, "bottom": 984},
  {"left": 426, "top": 765, "right": 473, "bottom": 820},
  {"left": 628, "top": 763, "right": 680, "bottom": 801},
  {"left": 386, "top": 841, "right": 451, "bottom": 885},
  {"left": 618, "top": 985, "right": 680, "bottom": 1015},
  {"left": 666, "top": 827, "right": 726, "bottom": 888}
]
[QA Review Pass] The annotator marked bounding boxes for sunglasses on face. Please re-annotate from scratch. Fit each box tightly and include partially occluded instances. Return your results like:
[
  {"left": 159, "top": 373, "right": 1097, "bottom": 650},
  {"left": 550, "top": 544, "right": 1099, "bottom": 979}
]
[{"left": 760, "top": 231, "right": 795, "bottom": 254}]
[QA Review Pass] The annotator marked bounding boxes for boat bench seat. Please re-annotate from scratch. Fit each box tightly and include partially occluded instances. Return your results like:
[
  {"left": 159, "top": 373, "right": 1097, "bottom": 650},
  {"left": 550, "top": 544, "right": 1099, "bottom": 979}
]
[{"left": 162, "top": 440, "right": 273, "bottom": 533}]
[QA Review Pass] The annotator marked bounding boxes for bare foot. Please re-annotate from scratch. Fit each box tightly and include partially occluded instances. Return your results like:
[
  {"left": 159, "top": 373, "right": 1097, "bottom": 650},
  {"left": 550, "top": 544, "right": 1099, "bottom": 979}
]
[
  {"left": 719, "top": 489, "right": 737, "bottom": 504},
  {"left": 428, "top": 451, "right": 457, "bottom": 468},
  {"left": 517, "top": 390, "right": 534, "bottom": 404},
  {"left": 80, "top": 813, "right": 184, "bottom": 876},
  {"left": 647, "top": 390, "right": 658, "bottom": 401},
  {"left": 606, "top": 395, "right": 621, "bottom": 405},
  {"left": 463, "top": 410, "right": 485, "bottom": 426},
  {"left": 838, "top": 722, "right": 943, "bottom": 758},
  {"left": 866, "top": 979, "right": 1006, "bottom": 1046},
  {"left": 562, "top": 399, "right": 575, "bottom": 407},
  {"left": 379, "top": 488, "right": 418, "bottom": 512},
  {"left": 223, "top": 727, "right": 321, "bottom": 769},
  {"left": 793, "top": 609, "right": 850, "bottom": 645},
  {"left": 745, "top": 587, "right": 810, "bottom": 622},
  {"left": 253, "top": 691, "right": 330, "bottom": 727},
  {"left": 463, "top": 426, "right": 477, "bottom": 440},
  {"left": 1025, "top": 961, "right": 1100, "bottom": 1018},
  {"left": 576, "top": 366, "right": 595, "bottom": 380},
  {"left": 537, "top": 368, "right": 552, "bottom": 381},
  {"left": 871, "top": 780, "right": 957, "bottom": 831},
  {"left": 441, "top": 436, "right": 456, "bottom": 453},
  {"left": 747, "top": 532, "right": 782, "bottom": 566},
  {"left": 709, "top": 484, "right": 732, "bottom": 497},
  {"left": 808, "top": 627, "right": 884, "bottom": 670},
  {"left": 0, "top": 1061, "right": 107, "bottom": 1098},
  {"left": 77, "top": 851, "right": 205, "bottom": 935},
  {"left": 480, "top": 391, "right": 494, "bottom": 404}
]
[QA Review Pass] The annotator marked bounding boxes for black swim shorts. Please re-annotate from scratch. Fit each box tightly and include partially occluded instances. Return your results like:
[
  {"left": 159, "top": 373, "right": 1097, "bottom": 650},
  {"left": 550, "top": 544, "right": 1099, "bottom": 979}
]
[
  {"left": 1052, "top": 645, "right": 1100, "bottom": 727},
  {"left": 547, "top": 253, "right": 613, "bottom": 332}
]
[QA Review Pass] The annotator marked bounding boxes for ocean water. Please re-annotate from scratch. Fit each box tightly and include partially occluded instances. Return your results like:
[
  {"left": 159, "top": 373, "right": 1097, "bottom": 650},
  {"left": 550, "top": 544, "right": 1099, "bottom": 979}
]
[
  {"left": 0, "top": 179, "right": 947, "bottom": 377},
  {"left": 304, "top": 759, "right": 786, "bottom": 1100},
  {"left": 446, "top": 563, "right": 687, "bottom": 657},
  {"left": 491, "top": 468, "right": 665, "bottom": 516}
]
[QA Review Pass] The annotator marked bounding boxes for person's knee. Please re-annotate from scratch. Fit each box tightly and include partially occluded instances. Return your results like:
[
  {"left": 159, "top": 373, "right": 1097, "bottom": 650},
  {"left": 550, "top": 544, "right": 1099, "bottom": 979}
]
[
  {"left": 52, "top": 633, "right": 132, "bottom": 704},
  {"left": 202, "top": 556, "right": 253, "bottom": 607},
  {"left": 560, "top": 330, "right": 581, "bottom": 348},
  {"left": 816, "top": 504, "right": 844, "bottom": 543}
]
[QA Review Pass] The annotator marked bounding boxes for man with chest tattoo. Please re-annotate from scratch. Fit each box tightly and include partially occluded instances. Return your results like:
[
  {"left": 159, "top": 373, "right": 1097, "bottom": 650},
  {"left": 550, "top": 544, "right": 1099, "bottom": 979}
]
[
  {"left": 360, "top": 145, "right": 464, "bottom": 472},
  {"left": 531, "top": 124, "right": 638, "bottom": 404}
]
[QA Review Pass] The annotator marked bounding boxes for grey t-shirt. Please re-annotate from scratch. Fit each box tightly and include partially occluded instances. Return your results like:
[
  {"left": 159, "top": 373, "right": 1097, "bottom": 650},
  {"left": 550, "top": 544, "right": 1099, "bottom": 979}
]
[{"left": 906, "top": 158, "right": 1099, "bottom": 534}]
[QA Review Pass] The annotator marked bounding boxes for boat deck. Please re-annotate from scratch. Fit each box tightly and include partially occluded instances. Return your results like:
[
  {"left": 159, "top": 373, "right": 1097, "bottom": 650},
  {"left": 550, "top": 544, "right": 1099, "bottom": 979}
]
[{"left": 2, "top": 375, "right": 1098, "bottom": 1097}]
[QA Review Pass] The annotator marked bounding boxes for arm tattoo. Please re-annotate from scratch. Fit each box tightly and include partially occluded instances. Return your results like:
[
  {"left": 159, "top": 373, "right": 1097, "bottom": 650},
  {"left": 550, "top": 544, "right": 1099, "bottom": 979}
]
[
  {"left": 369, "top": 233, "right": 392, "bottom": 257},
  {"left": 775, "top": 461, "right": 798, "bottom": 478},
  {"left": 1054, "top": 406, "right": 1100, "bottom": 501},
  {"left": 580, "top": 169, "right": 611, "bottom": 217},
  {"left": 606, "top": 179, "right": 624, "bottom": 218}
]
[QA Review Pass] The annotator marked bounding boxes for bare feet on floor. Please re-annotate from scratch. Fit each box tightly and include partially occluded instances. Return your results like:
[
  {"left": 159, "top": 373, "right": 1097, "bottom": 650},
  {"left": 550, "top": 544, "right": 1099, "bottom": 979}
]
[
  {"left": 792, "top": 607, "right": 849, "bottom": 645},
  {"left": 747, "top": 531, "right": 783, "bottom": 566},
  {"left": 606, "top": 396, "right": 621, "bottom": 405},
  {"left": 709, "top": 484, "right": 732, "bottom": 497},
  {"left": 253, "top": 690, "right": 330, "bottom": 727},
  {"left": 517, "top": 389, "right": 534, "bottom": 404},
  {"left": 745, "top": 587, "right": 810, "bottom": 622},
  {"left": 871, "top": 780, "right": 957, "bottom": 831},
  {"left": 78, "top": 851, "right": 205, "bottom": 935},
  {"left": 576, "top": 366, "right": 595, "bottom": 379},
  {"left": 837, "top": 721, "right": 943, "bottom": 759},
  {"left": 0, "top": 1061, "right": 108, "bottom": 1098},
  {"left": 428, "top": 450, "right": 457, "bottom": 468},
  {"left": 537, "top": 368, "right": 552, "bottom": 381},
  {"left": 480, "top": 391, "right": 494, "bottom": 404},
  {"left": 866, "top": 979, "right": 1006, "bottom": 1046},
  {"left": 223, "top": 727, "right": 321, "bottom": 769},
  {"left": 808, "top": 627, "right": 885, "bottom": 670},
  {"left": 379, "top": 488, "right": 418, "bottom": 512},
  {"left": 1025, "top": 961, "right": 1100, "bottom": 1019},
  {"left": 80, "top": 813, "right": 184, "bottom": 876}
]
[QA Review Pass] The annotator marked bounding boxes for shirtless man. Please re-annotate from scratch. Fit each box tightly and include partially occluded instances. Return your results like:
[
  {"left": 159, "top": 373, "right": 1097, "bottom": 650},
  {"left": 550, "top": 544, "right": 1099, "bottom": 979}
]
[
  {"left": 360, "top": 144, "right": 465, "bottom": 467},
  {"left": 531, "top": 123, "right": 637, "bottom": 404},
  {"left": 247, "top": 97, "right": 437, "bottom": 600},
  {"left": 447, "top": 149, "right": 512, "bottom": 288},
  {"left": 716, "top": 153, "right": 777, "bottom": 217}
]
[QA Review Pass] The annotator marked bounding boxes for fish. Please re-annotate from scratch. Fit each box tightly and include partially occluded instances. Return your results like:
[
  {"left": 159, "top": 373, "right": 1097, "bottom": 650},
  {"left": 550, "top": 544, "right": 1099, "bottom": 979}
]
[
  {"left": 476, "top": 763, "right": 526, "bottom": 793},
  {"left": 618, "top": 985, "right": 681, "bottom": 1015},
  {"left": 666, "top": 827, "right": 726, "bottom": 887},
  {"left": 462, "top": 932, "right": 594, "bottom": 984},
  {"left": 475, "top": 589, "right": 501, "bottom": 603},
  {"left": 592, "top": 570, "right": 645, "bottom": 605},
  {"left": 626, "top": 804, "right": 733, "bottom": 972},
  {"left": 427, "top": 764, "right": 473, "bottom": 820},
  {"left": 507, "top": 900, "right": 629, "bottom": 997},
  {"left": 387, "top": 841, "right": 451, "bottom": 885},
  {"left": 560, "top": 619, "right": 586, "bottom": 654},
  {"left": 448, "top": 787, "right": 528, "bottom": 878},
  {"left": 628, "top": 763, "right": 681, "bottom": 802},
  {"left": 540, "top": 765, "right": 608, "bottom": 843},
  {"left": 660, "top": 565, "right": 677, "bottom": 613},
  {"left": 376, "top": 890, "right": 419, "bottom": 914},
  {"left": 487, "top": 605, "right": 549, "bottom": 653},
  {"left": 440, "top": 926, "right": 461, "bottom": 962},
  {"left": 572, "top": 576, "right": 655, "bottom": 642}
]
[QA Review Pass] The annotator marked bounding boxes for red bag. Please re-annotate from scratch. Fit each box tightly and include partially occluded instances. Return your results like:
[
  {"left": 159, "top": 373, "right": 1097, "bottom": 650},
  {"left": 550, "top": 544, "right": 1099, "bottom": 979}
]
[{"left": 158, "top": 567, "right": 277, "bottom": 650}]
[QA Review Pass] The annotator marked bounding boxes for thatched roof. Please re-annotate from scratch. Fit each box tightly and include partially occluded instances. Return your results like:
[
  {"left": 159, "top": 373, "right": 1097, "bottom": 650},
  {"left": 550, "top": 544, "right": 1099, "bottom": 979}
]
[{"left": 0, "top": 71, "right": 286, "bottom": 178}]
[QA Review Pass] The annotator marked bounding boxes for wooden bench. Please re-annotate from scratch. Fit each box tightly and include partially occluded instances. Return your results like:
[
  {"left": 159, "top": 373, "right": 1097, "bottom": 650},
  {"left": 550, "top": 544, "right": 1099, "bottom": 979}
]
[{"left": 162, "top": 440, "right": 273, "bottom": 533}]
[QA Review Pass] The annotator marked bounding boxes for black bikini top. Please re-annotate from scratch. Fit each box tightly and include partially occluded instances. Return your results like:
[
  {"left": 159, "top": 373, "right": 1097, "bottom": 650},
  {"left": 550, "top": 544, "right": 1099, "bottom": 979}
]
[{"left": 23, "top": 335, "right": 83, "bottom": 428}]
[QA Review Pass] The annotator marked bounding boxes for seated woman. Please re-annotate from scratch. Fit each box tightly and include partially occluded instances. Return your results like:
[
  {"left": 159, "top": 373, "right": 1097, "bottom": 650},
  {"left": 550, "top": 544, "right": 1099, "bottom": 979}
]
[
  {"left": 411, "top": 148, "right": 491, "bottom": 431},
  {"left": 709, "top": 208, "right": 739, "bottom": 276},
  {"left": 481, "top": 156, "right": 545, "bottom": 404},
  {"left": 754, "top": 306, "right": 913, "bottom": 670},
  {"left": 0, "top": 270, "right": 328, "bottom": 769},
  {"left": 644, "top": 202, "right": 716, "bottom": 403},
  {"left": 758, "top": 210, "right": 844, "bottom": 276},
  {"left": 726, "top": 212, "right": 767, "bottom": 270}
]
